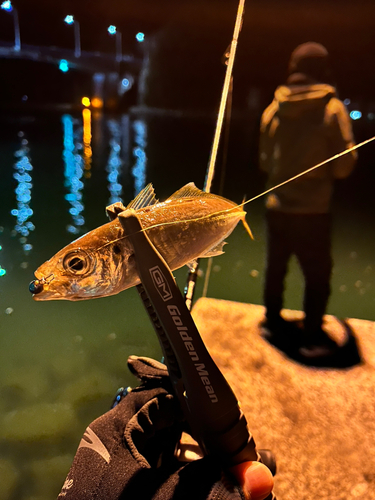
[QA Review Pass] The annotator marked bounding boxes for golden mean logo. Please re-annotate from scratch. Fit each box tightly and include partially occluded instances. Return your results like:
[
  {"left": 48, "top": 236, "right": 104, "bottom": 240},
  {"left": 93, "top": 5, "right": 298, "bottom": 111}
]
[{"left": 149, "top": 266, "right": 173, "bottom": 301}]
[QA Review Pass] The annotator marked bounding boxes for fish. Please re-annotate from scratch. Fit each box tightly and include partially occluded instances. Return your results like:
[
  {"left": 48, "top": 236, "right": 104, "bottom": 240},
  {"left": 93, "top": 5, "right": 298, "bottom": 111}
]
[{"left": 29, "top": 182, "right": 252, "bottom": 301}]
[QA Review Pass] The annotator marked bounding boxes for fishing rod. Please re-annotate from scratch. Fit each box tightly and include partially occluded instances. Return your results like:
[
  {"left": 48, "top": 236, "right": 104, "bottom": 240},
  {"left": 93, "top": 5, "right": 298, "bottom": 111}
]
[
  {"left": 204, "top": 0, "right": 245, "bottom": 194},
  {"left": 185, "top": 0, "right": 245, "bottom": 309}
]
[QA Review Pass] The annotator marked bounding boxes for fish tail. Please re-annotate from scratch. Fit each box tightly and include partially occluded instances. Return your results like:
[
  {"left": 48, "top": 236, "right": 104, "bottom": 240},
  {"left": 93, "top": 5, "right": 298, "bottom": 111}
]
[
  {"left": 241, "top": 216, "right": 254, "bottom": 240},
  {"left": 241, "top": 197, "right": 254, "bottom": 240}
]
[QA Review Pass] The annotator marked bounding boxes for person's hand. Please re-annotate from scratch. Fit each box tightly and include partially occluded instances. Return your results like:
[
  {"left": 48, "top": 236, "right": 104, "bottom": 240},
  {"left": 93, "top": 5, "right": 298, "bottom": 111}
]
[
  {"left": 231, "top": 461, "right": 274, "bottom": 500},
  {"left": 57, "top": 356, "right": 275, "bottom": 500}
]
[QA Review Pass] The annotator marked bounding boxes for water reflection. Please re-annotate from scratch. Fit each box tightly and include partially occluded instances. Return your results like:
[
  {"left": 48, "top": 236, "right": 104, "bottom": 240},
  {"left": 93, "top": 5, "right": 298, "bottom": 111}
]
[
  {"left": 0, "top": 243, "right": 5, "bottom": 277},
  {"left": 0, "top": 111, "right": 153, "bottom": 500},
  {"left": 10, "top": 131, "right": 35, "bottom": 253},
  {"left": 106, "top": 118, "right": 123, "bottom": 204},
  {"left": 62, "top": 114, "right": 86, "bottom": 235},
  {"left": 132, "top": 119, "right": 147, "bottom": 196},
  {"left": 82, "top": 108, "right": 92, "bottom": 176}
]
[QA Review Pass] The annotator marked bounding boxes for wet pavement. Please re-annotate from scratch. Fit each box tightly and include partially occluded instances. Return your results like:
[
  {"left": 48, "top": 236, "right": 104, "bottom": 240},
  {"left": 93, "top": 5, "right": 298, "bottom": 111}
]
[{"left": 192, "top": 298, "right": 375, "bottom": 500}]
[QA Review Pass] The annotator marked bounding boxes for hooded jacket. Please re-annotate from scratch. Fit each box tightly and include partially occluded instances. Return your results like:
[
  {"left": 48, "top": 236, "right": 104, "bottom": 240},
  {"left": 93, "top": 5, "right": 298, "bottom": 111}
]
[{"left": 259, "top": 83, "right": 357, "bottom": 213}]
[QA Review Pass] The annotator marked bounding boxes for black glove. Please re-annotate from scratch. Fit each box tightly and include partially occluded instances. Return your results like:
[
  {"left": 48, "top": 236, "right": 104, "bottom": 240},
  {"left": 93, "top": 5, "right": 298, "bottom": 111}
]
[{"left": 58, "top": 356, "right": 248, "bottom": 500}]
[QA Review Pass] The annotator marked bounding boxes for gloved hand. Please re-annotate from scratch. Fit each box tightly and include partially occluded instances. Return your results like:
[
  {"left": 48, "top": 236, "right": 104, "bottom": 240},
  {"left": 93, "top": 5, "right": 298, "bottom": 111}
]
[{"left": 58, "top": 356, "right": 273, "bottom": 500}]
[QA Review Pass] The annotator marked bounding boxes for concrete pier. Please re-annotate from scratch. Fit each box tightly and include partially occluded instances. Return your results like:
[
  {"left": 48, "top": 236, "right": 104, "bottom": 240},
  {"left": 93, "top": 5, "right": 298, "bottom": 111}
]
[{"left": 191, "top": 298, "right": 375, "bottom": 500}]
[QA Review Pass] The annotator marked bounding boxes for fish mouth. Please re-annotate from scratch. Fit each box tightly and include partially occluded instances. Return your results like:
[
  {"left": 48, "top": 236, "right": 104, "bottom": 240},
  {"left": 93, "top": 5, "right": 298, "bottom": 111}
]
[
  {"left": 29, "top": 272, "right": 95, "bottom": 301},
  {"left": 29, "top": 273, "right": 61, "bottom": 301}
]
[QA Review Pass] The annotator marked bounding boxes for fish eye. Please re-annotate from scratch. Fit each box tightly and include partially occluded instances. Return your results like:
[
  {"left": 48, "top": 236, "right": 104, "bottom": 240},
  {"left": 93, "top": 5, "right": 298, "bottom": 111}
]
[{"left": 62, "top": 250, "right": 93, "bottom": 276}]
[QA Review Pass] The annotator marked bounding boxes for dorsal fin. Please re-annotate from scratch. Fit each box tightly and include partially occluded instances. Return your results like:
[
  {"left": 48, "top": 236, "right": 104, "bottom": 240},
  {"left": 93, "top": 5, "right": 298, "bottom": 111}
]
[
  {"left": 167, "top": 182, "right": 220, "bottom": 200},
  {"left": 127, "top": 184, "right": 159, "bottom": 210}
]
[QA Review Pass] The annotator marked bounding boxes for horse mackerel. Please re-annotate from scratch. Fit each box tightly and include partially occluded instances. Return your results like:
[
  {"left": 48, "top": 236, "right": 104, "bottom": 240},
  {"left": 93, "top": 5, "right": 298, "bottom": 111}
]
[{"left": 30, "top": 183, "right": 252, "bottom": 301}]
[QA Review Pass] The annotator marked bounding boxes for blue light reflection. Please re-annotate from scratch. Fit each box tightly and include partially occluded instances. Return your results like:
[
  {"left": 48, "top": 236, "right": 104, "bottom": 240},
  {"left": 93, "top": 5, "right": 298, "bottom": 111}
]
[
  {"left": 106, "top": 119, "right": 123, "bottom": 204},
  {"left": 132, "top": 119, "right": 147, "bottom": 196},
  {"left": 10, "top": 132, "right": 34, "bottom": 253},
  {"left": 62, "top": 114, "right": 86, "bottom": 234}
]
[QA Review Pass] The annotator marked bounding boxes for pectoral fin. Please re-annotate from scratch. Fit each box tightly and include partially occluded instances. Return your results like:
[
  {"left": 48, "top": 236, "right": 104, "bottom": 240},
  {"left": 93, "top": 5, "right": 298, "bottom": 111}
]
[
  {"left": 185, "top": 241, "right": 226, "bottom": 270},
  {"left": 199, "top": 241, "right": 227, "bottom": 258}
]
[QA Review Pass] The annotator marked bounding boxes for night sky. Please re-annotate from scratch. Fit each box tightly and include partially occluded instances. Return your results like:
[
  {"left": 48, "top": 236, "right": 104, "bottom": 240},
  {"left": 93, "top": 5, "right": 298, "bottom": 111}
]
[{"left": 0, "top": 0, "right": 374, "bottom": 108}]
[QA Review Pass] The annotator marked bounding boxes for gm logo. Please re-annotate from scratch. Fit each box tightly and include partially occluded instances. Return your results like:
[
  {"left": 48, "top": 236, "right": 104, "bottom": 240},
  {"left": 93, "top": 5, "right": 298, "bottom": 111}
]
[{"left": 149, "top": 266, "right": 173, "bottom": 301}]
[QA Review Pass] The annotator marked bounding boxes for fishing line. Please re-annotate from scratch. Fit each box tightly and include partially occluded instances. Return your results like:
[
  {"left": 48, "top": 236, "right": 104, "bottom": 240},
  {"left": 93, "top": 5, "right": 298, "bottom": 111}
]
[
  {"left": 138, "top": 135, "right": 375, "bottom": 232},
  {"left": 94, "top": 136, "right": 375, "bottom": 257},
  {"left": 244, "top": 135, "right": 375, "bottom": 206}
]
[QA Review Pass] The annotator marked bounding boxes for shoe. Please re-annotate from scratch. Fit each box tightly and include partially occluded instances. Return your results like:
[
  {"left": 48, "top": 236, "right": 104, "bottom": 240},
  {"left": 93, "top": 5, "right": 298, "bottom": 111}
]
[
  {"left": 303, "top": 326, "right": 337, "bottom": 347},
  {"left": 260, "top": 316, "right": 301, "bottom": 351},
  {"left": 299, "top": 327, "right": 338, "bottom": 359},
  {"left": 299, "top": 343, "right": 337, "bottom": 358},
  {"left": 260, "top": 316, "right": 290, "bottom": 336}
]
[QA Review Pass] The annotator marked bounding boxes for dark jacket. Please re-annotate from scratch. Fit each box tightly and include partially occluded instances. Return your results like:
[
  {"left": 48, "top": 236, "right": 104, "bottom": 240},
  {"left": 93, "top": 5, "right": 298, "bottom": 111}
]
[{"left": 259, "top": 83, "right": 357, "bottom": 213}]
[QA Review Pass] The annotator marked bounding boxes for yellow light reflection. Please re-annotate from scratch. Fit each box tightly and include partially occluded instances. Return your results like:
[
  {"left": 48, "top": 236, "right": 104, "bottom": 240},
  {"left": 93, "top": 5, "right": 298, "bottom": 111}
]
[
  {"left": 82, "top": 108, "right": 92, "bottom": 175},
  {"left": 82, "top": 96, "right": 91, "bottom": 107}
]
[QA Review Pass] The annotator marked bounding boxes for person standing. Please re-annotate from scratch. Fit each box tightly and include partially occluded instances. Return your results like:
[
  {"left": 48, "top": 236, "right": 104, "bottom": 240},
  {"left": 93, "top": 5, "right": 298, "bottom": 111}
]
[{"left": 259, "top": 42, "right": 357, "bottom": 356}]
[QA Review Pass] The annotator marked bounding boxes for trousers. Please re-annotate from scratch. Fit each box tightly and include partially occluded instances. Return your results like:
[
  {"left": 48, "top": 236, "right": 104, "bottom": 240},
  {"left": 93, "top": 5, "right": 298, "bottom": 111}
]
[{"left": 264, "top": 210, "right": 332, "bottom": 333}]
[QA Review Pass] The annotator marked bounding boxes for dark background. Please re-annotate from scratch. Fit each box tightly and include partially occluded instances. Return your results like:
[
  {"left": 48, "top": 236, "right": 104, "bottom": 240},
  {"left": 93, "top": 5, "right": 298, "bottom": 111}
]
[
  {"left": 0, "top": 0, "right": 374, "bottom": 110},
  {"left": 1, "top": 0, "right": 374, "bottom": 211}
]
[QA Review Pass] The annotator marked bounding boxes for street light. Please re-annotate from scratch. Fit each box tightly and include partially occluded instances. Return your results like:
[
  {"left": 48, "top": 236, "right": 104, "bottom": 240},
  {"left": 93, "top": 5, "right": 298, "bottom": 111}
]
[
  {"left": 64, "top": 14, "right": 81, "bottom": 58},
  {"left": 107, "top": 25, "right": 122, "bottom": 63},
  {"left": 1, "top": 0, "right": 20, "bottom": 52}
]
